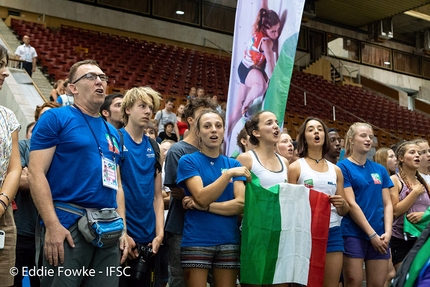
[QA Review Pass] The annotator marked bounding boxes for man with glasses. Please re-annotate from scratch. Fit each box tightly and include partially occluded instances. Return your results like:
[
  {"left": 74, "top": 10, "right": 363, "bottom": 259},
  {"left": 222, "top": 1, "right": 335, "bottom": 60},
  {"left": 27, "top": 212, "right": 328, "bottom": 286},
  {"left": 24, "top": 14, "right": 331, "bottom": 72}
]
[{"left": 28, "top": 60, "right": 128, "bottom": 286}]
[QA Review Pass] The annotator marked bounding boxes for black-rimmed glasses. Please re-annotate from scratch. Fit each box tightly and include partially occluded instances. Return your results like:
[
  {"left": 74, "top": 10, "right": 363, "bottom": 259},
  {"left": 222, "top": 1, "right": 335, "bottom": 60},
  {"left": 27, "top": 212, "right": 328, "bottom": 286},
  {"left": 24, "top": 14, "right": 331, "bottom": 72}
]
[{"left": 72, "top": 72, "right": 108, "bottom": 84}]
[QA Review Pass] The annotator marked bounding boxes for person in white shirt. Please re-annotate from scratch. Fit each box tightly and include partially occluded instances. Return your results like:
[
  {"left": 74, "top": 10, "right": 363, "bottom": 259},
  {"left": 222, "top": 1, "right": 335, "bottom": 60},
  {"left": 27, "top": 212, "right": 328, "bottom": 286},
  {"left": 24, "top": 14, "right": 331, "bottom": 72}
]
[{"left": 14, "top": 35, "right": 37, "bottom": 77}]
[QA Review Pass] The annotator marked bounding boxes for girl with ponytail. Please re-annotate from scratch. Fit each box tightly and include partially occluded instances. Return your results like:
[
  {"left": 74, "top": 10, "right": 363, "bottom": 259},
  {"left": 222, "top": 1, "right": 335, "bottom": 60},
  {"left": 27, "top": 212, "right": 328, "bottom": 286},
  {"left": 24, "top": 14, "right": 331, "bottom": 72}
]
[{"left": 390, "top": 141, "right": 430, "bottom": 270}]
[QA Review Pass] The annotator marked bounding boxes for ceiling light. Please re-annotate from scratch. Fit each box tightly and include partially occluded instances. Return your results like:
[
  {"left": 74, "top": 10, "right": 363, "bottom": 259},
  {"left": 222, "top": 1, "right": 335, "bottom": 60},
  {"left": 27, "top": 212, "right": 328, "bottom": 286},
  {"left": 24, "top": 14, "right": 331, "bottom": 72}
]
[
  {"left": 176, "top": 10, "right": 185, "bottom": 15},
  {"left": 404, "top": 10, "right": 430, "bottom": 22},
  {"left": 384, "top": 61, "right": 391, "bottom": 65}
]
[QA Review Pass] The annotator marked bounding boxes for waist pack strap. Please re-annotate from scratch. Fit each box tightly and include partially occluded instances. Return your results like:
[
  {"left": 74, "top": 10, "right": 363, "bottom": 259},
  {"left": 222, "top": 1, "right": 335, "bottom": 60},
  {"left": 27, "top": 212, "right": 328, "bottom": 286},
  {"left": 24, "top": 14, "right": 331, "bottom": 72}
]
[{"left": 54, "top": 202, "right": 86, "bottom": 217}]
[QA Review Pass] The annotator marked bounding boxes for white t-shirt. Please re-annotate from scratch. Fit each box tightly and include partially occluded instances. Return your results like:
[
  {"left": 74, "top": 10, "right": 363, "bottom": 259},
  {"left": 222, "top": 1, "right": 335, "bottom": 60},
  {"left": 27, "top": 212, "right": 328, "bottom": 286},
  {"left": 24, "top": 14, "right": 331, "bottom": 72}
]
[
  {"left": 15, "top": 44, "right": 37, "bottom": 63},
  {"left": 154, "top": 109, "right": 177, "bottom": 134}
]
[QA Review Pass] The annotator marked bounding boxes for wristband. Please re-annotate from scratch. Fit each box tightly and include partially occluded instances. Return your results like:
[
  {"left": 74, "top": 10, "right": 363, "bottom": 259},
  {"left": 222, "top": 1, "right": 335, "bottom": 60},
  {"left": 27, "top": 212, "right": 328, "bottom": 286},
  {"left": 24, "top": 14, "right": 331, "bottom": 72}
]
[
  {"left": 0, "top": 193, "right": 10, "bottom": 204},
  {"left": 369, "top": 232, "right": 377, "bottom": 240},
  {"left": 0, "top": 198, "right": 7, "bottom": 212}
]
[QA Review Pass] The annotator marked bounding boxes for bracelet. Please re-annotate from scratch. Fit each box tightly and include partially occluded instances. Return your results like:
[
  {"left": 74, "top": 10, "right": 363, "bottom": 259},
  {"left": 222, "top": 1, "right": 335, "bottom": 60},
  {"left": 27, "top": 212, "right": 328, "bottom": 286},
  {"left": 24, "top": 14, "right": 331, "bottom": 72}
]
[
  {"left": 369, "top": 232, "right": 377, "bottom": 240},
  {"left": 0, "top": 193, "right": 10, "bottom": 204},
  {"left": 0, "top": 198, "right": 7, "bottom": 212}
]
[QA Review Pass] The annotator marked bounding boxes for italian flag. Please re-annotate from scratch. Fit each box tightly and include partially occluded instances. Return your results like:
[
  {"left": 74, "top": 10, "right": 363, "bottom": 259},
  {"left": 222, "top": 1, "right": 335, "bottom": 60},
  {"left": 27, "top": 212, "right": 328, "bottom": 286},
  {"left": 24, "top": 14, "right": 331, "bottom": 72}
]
[{"left": 240, "top": 173, "right": 331, "bottom": 286}]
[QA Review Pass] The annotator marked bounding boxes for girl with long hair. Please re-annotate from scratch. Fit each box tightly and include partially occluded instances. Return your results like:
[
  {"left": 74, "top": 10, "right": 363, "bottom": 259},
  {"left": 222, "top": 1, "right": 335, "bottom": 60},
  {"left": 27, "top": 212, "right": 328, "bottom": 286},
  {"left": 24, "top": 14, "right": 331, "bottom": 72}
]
[
  {"left": 374, "top": 147, "right": 397, "bottom": 176},
  {"left": 288, "top": 117, "right": 349, "bottom": 287},
  {"left": 275, "top": 132, "right": 294, "bottom": 163},
  {"left": 0, "top": 44, "right": 22, "bottom": 287},
  {"left": 237, "top": 111, "right": 289, "bottom": 287},
  {"left": 337, "top": 122, "right": 393, "bottom": 287},
  {"left": 176, "top": 104, "right": 187, "bottom": 140},
  {"left": 413, "top": 139, "right": 430, "bottom": 183},
  {"left": 389, "top": 141, "right": 430, "bottom": 270}
]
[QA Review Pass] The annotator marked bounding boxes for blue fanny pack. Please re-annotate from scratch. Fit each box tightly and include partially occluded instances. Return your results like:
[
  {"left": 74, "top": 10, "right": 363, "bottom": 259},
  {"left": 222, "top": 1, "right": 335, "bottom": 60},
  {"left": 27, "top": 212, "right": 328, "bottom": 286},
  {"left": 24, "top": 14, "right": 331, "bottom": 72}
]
[{"left": 54, "top": 202, "right": 124, "bottom": 248}]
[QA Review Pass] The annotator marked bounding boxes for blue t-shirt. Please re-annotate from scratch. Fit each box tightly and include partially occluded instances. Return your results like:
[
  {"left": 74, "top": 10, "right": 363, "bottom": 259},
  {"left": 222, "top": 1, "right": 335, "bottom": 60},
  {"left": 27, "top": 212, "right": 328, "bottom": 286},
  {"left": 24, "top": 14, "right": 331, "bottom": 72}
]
[
  {"left": 164, "top": 141, "right": 199, "bottom": 235},
  {"left": 31, "top": 106, "right": 121, "bottom": 228},
  {"left": 120, "top": 128, "right": 156, "bottom": 243},
  {"left": 337, "top": 159, "right": 393, "bottom": 240},
  {"left": 177, "top": 151, "right": 245, "bottom": 247}
]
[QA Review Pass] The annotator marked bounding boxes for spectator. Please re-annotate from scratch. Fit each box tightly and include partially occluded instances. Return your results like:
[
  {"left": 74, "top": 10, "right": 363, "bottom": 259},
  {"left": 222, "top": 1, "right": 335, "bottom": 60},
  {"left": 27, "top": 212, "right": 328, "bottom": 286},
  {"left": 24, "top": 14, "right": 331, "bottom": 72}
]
[
  {"left": 236, "top": 126, "right": 257, "bottom": 154},
  {"left": 374, "top": 147, "right": 397, "bottom": 176},
  {"left": 154, "top": 98, "right": 179, "bottom": 139},
  {"left": 164, "top": 97, "right": 216, "bottom": 287},
  {"left": 389, "top": 141, "right": 430, "bottom": 271},
  {"left": 196, "top": 87, "right": 205, "bottom": 98},
  {"left": 15, "top": 35, "right": 37, "bottom": 77},
  {"left": 176, "top": 104, "right": 187, "bottom": 140},
  {"left": 0, "top": 44, "right": 22, "bottom": 287},
  {"left": 413, "top": 139, "right": 430, "bottom": 184},
  {"left": 34, "top": 102, "right": 61, "bottom": 121},
  {"left": 14, "top": 121, "right": 40, "bottom": 287},
  {"left": 208, "top": 95, "right": 222, "bottom": 114},
  {"left": 159, "top": 122, "right": 178, "bottom": 142},
  {"left": 119, "top": 87, "right": 164, "bottom": 286},
  {"left": 337, "top": 122, "right": 393, "bottom": 287},
  {"left": 288, "top": 117, "right": 349, "bottom": 287},
  {"left": 56, "top": 79, "right": 74, "bottom": 106},
  {"left": 187, "top": 87, "right": 196, "bottom": 99},
  {"left": 178, "top": 110, "right": 247, "bottom": 287},
  {"left": 275, "top": 132, "right": 294, "bottom": 163},
  {"left": 49, "top": 79, "right": 65, "bottom": 102},
  {"left": 28, "top": 59, "right": 128, "bottom": 286},
  {"left": 100, "top": 93, "right": 124, "bottom": 129},
  {"left": 325, "top": 128, "right": 342, "bottom": 164}
]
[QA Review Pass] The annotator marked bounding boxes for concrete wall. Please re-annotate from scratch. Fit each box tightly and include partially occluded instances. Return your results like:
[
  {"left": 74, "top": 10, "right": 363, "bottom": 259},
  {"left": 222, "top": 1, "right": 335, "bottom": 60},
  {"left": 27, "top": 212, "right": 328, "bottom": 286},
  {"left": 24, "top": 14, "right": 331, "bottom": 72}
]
[
  {"left": 0, "top": 0, "right": 234, "bottom": 52},
  {"left": 0, "top": 71, "right": 43, "bottom": 140}
]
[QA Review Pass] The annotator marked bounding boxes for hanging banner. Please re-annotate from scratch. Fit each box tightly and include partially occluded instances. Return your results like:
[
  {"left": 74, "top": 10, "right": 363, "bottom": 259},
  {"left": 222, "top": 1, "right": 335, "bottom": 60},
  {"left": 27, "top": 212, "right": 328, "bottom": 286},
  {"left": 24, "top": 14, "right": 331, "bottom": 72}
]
[{"left": 224, "top": 0, "right": 305, "bottom": 157}]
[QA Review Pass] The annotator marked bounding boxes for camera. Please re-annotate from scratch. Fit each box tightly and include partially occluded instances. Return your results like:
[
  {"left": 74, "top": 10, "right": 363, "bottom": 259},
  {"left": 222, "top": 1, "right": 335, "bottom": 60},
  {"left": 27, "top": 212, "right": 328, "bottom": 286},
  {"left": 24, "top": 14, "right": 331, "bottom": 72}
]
[{"left": 130, "top": 243, "right": 153, "bottom": 280}]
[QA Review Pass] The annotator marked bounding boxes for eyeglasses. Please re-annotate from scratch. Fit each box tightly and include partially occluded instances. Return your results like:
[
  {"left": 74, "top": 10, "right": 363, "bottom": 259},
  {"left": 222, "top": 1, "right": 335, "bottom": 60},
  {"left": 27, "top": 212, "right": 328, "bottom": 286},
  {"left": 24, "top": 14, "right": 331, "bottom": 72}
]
[{"left": 72, "top": 72, "right": 108, "bottom": 84}]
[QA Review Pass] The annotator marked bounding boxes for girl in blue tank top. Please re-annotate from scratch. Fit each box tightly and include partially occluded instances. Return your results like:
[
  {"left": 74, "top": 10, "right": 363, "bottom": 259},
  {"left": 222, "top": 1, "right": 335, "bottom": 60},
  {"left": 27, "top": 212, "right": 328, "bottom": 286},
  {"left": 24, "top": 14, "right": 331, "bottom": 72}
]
[{"left": 288, "top": 117, "right": 349, "bottom": 287}]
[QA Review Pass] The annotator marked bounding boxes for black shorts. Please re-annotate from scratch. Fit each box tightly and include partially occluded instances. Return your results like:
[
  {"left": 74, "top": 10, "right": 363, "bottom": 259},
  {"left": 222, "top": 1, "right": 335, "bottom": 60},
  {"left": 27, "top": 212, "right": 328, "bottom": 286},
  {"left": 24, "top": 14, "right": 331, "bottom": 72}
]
[{"left": 391, "top": 236, "right": 417, "bottom": 265}]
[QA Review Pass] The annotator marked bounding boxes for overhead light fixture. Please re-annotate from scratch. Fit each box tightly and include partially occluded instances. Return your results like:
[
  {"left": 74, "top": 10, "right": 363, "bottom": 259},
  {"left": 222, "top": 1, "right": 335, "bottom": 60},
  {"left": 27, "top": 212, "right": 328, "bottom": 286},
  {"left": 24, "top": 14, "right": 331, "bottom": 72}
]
[
  {"left": 384, "top": 61, "right": 391, "bottom": 65},
  {"left": 404, "top": 10, "right": 430, "bottom": 22},
  {"left": 176, "top": 10, "right": 185, "bottom": 15}
]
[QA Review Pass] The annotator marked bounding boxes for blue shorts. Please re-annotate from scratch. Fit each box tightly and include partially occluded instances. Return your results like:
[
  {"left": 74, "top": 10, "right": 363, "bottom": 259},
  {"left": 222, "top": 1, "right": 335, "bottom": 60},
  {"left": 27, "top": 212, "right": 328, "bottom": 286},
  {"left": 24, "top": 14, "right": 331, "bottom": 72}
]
[
  {"left": 327, "top": 226, "right": 344, "bottom": 253},
  {"left": 181, "top": 244, "right": 240, "bottom": 269},
  {"left": 343, "top": 236, "right": 390, "bottom": 260}
]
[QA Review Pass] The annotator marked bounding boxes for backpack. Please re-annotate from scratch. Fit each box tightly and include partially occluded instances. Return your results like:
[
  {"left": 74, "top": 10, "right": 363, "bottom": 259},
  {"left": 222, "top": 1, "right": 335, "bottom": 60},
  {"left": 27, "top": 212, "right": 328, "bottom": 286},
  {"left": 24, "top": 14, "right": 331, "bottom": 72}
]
[{"left": 118, "top": 130, "right": 162, "bottom": 178}]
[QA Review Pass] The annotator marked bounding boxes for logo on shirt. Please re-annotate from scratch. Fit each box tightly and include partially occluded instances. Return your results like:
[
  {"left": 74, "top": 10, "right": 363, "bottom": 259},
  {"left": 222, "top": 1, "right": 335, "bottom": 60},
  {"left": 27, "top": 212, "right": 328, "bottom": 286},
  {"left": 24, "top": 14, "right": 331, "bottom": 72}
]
[
  {"left": 304, "top": 179, "right": 314, "bottom": 188},
  {"left": 146, "top": 147, "right": 155, "bottom": 158},
  {"left": 327, "top": 181, "right": 337, "bottom": 186},
  {"left": 371, "top": 173, "right": 382, "bottom": 184},
  {"left": 106, "top": 134, "right": 120, "bottom": 154}
]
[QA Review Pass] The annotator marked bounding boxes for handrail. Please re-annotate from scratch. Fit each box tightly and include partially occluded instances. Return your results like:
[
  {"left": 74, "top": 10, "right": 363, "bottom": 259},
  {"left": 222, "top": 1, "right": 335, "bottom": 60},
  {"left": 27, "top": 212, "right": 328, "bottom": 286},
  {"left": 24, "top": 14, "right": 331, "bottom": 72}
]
[{"left": 327, "top": 47, "right": 361, "bottom": 84}]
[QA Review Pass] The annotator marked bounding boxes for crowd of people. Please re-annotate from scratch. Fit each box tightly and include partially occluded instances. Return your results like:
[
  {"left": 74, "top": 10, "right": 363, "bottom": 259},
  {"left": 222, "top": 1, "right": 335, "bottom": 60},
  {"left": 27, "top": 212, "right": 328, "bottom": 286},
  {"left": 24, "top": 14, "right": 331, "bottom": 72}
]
[{"left": 0, "top": 47, "right": 429, "bottom": 287}]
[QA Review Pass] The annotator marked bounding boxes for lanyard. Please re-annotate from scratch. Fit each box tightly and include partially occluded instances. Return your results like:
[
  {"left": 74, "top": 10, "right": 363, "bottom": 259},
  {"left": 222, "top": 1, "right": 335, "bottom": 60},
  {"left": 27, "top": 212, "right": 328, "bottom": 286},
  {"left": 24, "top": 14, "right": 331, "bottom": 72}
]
[{"left": 73, "top": 104, "right": 116, "bottom": 161}]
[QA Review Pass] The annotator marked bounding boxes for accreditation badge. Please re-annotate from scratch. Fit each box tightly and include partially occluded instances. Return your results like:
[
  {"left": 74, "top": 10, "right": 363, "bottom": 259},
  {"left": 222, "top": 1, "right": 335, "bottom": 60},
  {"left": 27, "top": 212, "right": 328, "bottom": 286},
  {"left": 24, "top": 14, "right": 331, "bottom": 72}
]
[{"left": 102, "top": 157, "right": 118, "bottom": 190}]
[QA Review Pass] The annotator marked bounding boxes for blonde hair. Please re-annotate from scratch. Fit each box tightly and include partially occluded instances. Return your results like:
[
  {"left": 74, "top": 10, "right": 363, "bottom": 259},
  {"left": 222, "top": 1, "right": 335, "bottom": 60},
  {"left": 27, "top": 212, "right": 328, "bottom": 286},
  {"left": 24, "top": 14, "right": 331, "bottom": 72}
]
[
  {"left": 121, "top": 86, "right": 161, "bottom": 126},
  {"left": 344, "top": 122, "right": 373, "bottom": 157}
]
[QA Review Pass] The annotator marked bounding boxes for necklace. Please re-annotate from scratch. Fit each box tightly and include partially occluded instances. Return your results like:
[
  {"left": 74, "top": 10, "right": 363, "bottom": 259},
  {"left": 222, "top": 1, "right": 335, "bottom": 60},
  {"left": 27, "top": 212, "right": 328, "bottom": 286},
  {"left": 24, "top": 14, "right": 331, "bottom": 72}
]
[
  {"left": 350, "top": 156, "right": 366, "bottom": 167},
  {"left": 307, "top": 155, "right": 324, "bottom": 164}
]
